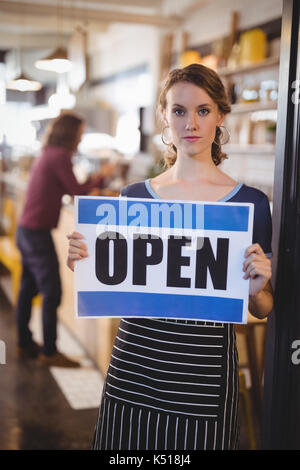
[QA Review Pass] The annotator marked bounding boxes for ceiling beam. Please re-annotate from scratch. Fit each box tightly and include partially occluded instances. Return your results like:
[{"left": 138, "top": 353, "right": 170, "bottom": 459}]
[
  {"left": 0, "top": 32, "right": 67, "bottom": 50},
  {"left": 0, "top": 1, "right": 181, "bottom": 28},
  {"left": 0, "top": 11, "right": 108, "bottom": 36},
  {"left": 76, "top": 0, "right": 162, "bottom": 7}
]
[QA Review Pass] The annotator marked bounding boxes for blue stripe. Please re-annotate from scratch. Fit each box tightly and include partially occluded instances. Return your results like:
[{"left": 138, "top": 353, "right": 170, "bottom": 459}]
[
  {"left": 204, "top": 204, "right": 249, "bottom": 231},
  {"left": 145, "top": 179, "right": 243, "bottom": 203},
  {"left": 77, "top": 198, "right": 249, "bottom": 232},
  {"left": 144, "top": 179, "right": 161, "bottom": 199},
  {"left": 77, "top": 291, "right": 244, "bottom": 323},
  {"left": 218, "top": 182, "right": 243, "bottom": 202}
]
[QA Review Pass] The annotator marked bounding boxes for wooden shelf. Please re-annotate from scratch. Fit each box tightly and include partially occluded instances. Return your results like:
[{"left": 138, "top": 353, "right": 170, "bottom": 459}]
[
  {"left": 218, "top": 56, "right": 280, "bottom": 77},
  {"left": 230, "top": 100, "right": 278, "bottom": 114},
  {"left": 223, "top": 144, "right": 275, "bottom": 155}
]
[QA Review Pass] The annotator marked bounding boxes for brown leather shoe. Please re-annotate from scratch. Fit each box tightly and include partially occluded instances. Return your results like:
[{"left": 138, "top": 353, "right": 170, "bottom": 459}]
[
  {"left": 17, "top": 342, "right": 41, "bottom": 359},
  {"left": 38, "top": 351, "right": 81, "bottom": 368}
]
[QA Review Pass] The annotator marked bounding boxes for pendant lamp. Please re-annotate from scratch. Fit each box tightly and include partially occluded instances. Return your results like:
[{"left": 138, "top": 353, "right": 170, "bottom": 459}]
[
  {"left": 6, "top": 46, "right": 42, "bottom": 92},
  {"left": 6, "top": 6, "right": 42, "bottom": 92},
  {"left": 34, "top": 0, "right": 72, "bottom": 74},
  {"left": 6, "top": 72, "right": 42, "bottom": 92},
  {"left": 35, "top": 46, "right": 72, "bottom": 74}
]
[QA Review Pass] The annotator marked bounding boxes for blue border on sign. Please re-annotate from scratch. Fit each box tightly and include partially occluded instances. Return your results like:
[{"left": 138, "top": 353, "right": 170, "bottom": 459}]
[
  {"left": 77, "top": 198, "right": 249, "bottom": 232},
  {"left": 77, "top": 291, "right": 244, "bottom": 323}
]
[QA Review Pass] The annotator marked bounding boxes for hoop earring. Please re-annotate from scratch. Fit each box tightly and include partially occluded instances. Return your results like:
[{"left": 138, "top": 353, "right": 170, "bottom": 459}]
[
  {"left": 161, "top": 126, "right": 172, "bottom": 146},
  {"left": 213, "top": 125, "right": 231, "bottom": 145}
]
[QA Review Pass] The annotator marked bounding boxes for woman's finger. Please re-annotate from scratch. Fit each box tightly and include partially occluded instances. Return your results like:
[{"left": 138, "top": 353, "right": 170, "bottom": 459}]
[
  {"left": 243, "top": 254, "right": 270, "bottom": 272},
  {"left": 244, "top": 258, "right": 270, "bottom": 273},
  {"left": 245, "top": 260, "right": 271, "bottom": 274},
  {"left": 68, "top": 253, "right": 84, "bottom": 260},
  {"left": 68, "top": 246, "right": 87, "bottom": 255},
  {"left": 66, "top": 232, "right": 88, "bottom": 273},
  {"left": 243, "top": 253, "right": 260, "bottom": 270},
  {"left": 243, "top": 263, "right": 271, "bottom": 280},
  {"left": 66, "top": 251, "right": 88, "bottom": 272},
  {"left": 69, "top": 239, "right": 87, "bottom": 249},
  {"left": 66, "top": 231, "right": 84, "bottom": 240},
  {"left": 68, "top": 243, "right": 88, "bottom": 255},
  {"left": 244, "top": 243, "right": 265, "bottom": 258}
]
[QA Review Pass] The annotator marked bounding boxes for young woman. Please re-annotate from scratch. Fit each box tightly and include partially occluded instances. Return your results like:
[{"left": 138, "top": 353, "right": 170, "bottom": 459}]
[
  {"left": 67, "top": 64, "right": 273, "bottom": 449},
  {"left": 16, "top": 112, "right": 105, "bottom": 367}
]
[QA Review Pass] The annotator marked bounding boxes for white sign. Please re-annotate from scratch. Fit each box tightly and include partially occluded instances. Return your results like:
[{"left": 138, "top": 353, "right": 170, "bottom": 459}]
[{"left": 74, "top": 196, "right": 254, "bottom": 324}]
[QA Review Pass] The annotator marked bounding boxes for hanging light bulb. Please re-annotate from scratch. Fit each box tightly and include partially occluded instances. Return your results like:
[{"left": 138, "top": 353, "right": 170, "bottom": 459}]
[
  {"left": 35, "top": 0, "right": 72, "bottom": 74},
  {"left": 35, "top": 46, "right": 72, "bottom": 74},
  {"left": 6, "top": 72, "right": 42, "bottom": 92},
  {"left": 6, "top": 6, "right": 42, "bottom": 92},
  {"left": 6, "top": 45, "right": 42, "bottom": 92}
]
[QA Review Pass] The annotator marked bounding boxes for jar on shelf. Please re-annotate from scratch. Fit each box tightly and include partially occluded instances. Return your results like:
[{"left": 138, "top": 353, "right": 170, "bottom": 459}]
[
  {"left": 239, "top": 28, "right": 267, "bottom": 65},
  {"left": 241, "top": 84, "right": 260, "bottom": 103},
  {"left": 259, "top": 80, "right": 278, "bottom": 102}
]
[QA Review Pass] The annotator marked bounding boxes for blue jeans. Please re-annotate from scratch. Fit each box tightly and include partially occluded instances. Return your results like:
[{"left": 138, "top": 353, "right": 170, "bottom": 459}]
[{"left": 16, "top": 226, "right": 62, "bottom": 355}]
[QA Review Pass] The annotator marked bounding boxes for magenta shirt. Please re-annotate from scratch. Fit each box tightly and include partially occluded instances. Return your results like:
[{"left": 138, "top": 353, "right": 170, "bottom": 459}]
[{"left": 19, "top": 145, "right": 103, "bottom": 230}]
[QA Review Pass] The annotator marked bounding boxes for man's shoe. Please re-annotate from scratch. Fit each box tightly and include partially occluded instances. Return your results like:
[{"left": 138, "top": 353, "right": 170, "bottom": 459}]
[
  {"left": 17, "top": 342, "right": 41, "bottom": 359},
  {"left": 38, "top": 351, "right": 81, "bottom": 368}
]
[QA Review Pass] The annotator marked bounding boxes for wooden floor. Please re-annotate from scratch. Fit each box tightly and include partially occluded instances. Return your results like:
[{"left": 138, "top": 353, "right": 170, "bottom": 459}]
[{"left": 0, "top": 288, "right": 98, "bottom": 450}]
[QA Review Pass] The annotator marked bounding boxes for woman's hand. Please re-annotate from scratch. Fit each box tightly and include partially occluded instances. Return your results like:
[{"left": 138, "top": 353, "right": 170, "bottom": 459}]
[
  {"left": 243, "top": 243, "right": 273, "bottom": 319},
  {"left": 66, "top": 231, "right": 88, "bottom": 272},
  {"left": 243, "top": 243, "right": 272, "bottom": 296}
]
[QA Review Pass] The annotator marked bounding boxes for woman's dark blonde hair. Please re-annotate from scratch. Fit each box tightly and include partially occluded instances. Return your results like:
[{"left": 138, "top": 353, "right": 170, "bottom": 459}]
[
  {"left": 158, "top": 63, "right": 231, "bottom": 167},
  {"left": 43, "top": 111, "right": 84, "bottom": 153}
]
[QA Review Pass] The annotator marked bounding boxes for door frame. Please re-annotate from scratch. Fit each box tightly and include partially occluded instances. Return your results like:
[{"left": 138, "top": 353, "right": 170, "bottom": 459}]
[{"left": 262, "top": 0, "right": 300, "bottom": 450}]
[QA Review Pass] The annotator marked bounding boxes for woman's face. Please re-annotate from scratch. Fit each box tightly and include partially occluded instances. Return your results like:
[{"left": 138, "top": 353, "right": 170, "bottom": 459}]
[{"left": 163, "top": 81, "right": 224, "bottom": 160}]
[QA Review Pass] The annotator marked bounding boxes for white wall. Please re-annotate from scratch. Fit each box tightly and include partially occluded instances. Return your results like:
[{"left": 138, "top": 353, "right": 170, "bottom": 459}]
[
  {"left": 87, "top": 24, "right": 160, "bottom": 112},
  {"left": 89, "top": 24, "right": 159, "bottom": 79}
]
